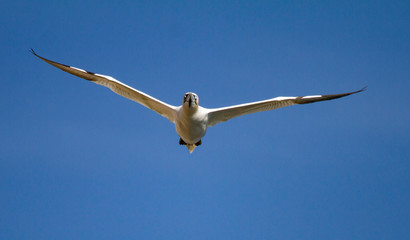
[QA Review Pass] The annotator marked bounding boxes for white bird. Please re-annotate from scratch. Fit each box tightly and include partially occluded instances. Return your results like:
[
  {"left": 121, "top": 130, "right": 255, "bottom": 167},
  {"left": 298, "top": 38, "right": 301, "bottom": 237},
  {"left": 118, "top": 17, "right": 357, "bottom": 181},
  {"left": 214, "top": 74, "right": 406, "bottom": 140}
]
[{"left": 31, "top": 49, "right": 365, "bottom": 153}]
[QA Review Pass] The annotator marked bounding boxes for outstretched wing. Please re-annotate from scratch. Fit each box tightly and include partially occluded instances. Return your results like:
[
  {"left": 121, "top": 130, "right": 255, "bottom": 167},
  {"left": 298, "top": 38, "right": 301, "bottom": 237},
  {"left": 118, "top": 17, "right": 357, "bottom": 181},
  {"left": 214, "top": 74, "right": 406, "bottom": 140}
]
[
  {"left": 31, "top": 49, "right": 177, "bottom": 123},
  {"left": 207, "top": 87, "right": 366, "bottom": 126}
]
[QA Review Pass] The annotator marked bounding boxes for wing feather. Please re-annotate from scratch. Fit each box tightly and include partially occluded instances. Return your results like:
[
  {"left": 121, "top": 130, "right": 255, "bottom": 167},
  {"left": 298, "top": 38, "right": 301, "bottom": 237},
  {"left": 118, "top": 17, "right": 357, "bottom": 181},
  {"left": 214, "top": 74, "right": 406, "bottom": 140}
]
[
  {"left": 31, "top": 49, "right": 177, "bottom": 123},
  {"left": 207, "top": 87, "right": 366, "bottom": 126}
]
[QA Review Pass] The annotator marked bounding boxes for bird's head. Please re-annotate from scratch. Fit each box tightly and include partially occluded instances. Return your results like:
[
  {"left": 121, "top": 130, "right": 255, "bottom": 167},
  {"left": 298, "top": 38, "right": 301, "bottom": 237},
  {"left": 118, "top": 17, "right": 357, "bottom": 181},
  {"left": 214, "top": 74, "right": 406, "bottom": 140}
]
[{"left": 182, "top": 92, "right": 199, "bottom": 109}]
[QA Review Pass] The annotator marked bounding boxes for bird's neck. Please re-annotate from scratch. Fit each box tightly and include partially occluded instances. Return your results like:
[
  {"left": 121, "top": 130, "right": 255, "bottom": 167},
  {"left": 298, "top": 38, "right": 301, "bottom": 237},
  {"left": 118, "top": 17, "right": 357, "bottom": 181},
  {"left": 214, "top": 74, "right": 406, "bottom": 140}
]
[{"left": 182, "top": 105, "right": 198, "bottom": 115}]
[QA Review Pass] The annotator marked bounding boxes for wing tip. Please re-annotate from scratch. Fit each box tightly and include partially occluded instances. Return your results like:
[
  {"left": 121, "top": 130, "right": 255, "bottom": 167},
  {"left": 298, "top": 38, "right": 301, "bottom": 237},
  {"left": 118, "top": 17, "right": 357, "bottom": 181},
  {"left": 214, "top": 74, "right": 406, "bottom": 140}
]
[
  {"left": 30, "top": 48, "right": 38, "bottom": 56},
  {"left": 356, "top": 86, "right": 367, "bottom": 93}
]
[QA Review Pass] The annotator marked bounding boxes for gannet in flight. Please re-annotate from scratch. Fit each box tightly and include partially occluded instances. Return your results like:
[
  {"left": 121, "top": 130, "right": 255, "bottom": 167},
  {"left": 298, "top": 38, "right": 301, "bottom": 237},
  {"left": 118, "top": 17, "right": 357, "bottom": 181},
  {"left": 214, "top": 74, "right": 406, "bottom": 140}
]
[{"left": 31, "top": 49, "right": 365, "bottom": 153}]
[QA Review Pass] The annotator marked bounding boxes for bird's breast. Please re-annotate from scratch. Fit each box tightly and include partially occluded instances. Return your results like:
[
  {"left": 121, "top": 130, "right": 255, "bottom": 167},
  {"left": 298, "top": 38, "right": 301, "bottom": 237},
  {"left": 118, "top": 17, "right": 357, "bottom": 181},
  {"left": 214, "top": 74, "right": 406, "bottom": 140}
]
[{"left": 175, "top": 109, "right": 208, "bottom": 144}]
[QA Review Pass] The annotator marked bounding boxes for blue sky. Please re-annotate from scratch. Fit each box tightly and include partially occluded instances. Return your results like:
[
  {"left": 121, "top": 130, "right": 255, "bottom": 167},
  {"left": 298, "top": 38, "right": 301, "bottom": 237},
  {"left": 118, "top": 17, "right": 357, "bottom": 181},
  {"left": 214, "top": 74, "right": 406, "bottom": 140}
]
[{"left": 1, "top": 0, "right": 409, "bottom": 239}]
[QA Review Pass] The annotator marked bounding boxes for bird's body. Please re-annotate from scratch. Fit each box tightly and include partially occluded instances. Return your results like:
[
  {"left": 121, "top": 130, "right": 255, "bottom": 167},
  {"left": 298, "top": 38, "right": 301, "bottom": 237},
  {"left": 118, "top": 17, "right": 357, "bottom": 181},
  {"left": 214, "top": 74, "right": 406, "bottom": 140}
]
[
  {"left": 31, "top": 49, "right": 365, "bottom": 153},
  {"left": 175, "top": 105, "right": 208, "bottom": 145}
]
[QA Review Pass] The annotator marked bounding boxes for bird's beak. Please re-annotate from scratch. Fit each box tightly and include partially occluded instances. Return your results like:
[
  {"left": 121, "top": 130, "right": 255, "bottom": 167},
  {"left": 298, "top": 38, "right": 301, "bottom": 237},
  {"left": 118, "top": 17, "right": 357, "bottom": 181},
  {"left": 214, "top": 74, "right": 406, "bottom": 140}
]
[{"left": 188, "top": 96, "right": 193, "bottom": 107}]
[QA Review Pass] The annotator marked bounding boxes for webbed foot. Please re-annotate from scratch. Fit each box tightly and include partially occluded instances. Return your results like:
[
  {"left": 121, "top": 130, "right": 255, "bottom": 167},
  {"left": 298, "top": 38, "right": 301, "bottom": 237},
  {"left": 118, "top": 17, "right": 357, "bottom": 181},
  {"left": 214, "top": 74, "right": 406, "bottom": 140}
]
[{"left": 179, "top": 138, "right": 187, "bottom": 145}]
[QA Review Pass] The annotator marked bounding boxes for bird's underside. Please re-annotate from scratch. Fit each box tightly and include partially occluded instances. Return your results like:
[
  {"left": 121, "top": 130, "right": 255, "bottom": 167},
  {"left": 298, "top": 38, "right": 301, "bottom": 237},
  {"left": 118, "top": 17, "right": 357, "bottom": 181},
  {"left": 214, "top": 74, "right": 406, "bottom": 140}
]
[
  {"left": 31, "top": 49, "right": 365, "bottom": 153},
  {"left": 179, "top": 138, "right": 202, "bottom": 154}
]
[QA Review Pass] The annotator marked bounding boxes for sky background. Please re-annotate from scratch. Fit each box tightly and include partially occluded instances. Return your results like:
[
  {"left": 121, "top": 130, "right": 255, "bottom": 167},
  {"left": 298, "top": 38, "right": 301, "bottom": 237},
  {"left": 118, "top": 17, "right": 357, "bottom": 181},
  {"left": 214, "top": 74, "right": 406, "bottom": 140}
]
[{"left": 1, "top": 0, "right": 409, "bottom": 239}]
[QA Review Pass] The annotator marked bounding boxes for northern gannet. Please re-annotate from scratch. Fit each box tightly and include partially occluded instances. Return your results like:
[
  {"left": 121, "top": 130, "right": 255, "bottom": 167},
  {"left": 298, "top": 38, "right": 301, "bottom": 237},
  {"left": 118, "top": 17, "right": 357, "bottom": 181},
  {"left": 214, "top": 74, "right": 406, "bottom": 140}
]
[{"left": 31, "top": 49, "right": 365, "bottom": 153}]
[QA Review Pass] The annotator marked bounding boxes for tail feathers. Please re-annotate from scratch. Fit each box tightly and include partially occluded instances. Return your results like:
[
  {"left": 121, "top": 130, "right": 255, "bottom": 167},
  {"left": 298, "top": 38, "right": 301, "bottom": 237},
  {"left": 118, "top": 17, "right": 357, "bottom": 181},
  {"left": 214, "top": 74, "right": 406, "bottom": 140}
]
[
  {"left": 187, "top": 145, "right": 196, "bottom": 154},
  {"left": 179, "top": 137, "right": 200, "bottom": 153}
]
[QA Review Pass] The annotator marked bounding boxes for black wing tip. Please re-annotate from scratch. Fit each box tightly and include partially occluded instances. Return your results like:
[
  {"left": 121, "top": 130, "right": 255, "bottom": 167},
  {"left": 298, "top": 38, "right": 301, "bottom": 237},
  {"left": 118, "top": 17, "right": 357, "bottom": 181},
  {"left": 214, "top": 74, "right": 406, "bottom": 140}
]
[
  {"left": 356, "top": 86, "right": 367, "bottom": 93},
  {"left": 30, "top": 48, "right": 42, "bottom": 59},
  {"left": 338, "top": 86, "right": 367, "bottom": 97},
  {"left": 343, "top": 86, "right": 367, "bottom": 96},
  {"left": 30, "top": 48, "right": 37, "bottom": 55}
]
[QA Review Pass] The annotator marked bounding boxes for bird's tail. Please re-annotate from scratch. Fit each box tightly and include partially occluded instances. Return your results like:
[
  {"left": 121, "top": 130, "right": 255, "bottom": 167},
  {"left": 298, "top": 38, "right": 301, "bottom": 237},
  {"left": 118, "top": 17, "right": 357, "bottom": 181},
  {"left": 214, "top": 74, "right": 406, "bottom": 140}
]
[{"left": 187, "top": 145, "right": 196, "bottom": 154}]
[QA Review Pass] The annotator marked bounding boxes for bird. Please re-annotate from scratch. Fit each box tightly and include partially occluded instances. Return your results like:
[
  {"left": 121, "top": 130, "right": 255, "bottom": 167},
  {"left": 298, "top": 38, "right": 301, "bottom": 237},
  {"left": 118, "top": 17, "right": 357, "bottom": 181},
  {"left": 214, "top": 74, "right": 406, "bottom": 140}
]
[{"left": 31, "top": 49, "right": 365, "bottom": 153}]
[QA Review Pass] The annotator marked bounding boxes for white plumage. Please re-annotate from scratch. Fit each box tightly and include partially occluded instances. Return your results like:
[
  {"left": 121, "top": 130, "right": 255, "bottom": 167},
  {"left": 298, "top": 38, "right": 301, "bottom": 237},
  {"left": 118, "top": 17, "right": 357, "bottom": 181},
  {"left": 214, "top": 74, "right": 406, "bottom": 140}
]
[{"left": 31, "top": 49, "right": 365, "bottom": 153}]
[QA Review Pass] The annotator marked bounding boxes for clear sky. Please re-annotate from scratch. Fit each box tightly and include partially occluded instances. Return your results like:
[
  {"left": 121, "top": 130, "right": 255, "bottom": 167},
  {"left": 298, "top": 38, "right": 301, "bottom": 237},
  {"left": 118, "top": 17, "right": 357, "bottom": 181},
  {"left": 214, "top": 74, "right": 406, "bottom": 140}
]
[{"left": 1, "top": 0, "right": 409, "bottom": 239}]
